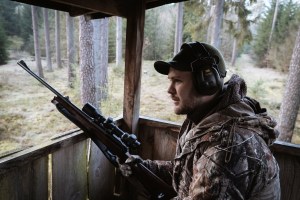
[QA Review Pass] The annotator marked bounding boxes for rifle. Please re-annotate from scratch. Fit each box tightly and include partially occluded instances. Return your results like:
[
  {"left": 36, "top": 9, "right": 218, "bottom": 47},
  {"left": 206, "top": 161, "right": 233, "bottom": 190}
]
[{"left": 17, "top": 60, "right": 176, "bottom": 200}]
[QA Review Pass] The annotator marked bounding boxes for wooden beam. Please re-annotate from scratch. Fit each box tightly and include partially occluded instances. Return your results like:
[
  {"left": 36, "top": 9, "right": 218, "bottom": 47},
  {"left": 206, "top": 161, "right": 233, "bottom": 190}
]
[
  {"left": 146, "top": 0, "right": 188, "bottom": 9},
  {"left": 52, "top": 140, "right": 88, "bottom": 200},
  {"left": 123, "top": 0, "right": 146, "bottom": 134},
  {"left": 14, "top": 0, "right": 128, "bottom": 17},
  {"left": 0, "top": 129, "right": 86, "bottom": 174},
  {"left": 14, "top": 0, "right": 79, "bottom": 13},
  {"left": 271, "top": 140, "right": 300, "bottom": 157},
  {"left": 52, "top": 0, "right": 129, "bottom": 17}
]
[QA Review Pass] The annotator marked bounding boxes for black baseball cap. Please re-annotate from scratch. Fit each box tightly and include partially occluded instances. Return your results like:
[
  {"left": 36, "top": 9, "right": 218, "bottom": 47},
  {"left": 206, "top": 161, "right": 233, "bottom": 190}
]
[{"left": 154, "top": 42, "right": 227, "bottom": 78}]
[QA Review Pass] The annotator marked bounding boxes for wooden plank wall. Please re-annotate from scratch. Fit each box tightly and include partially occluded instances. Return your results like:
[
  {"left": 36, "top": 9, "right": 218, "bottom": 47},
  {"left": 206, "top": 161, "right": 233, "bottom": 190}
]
[
  {"left": 0, "top": 129, "right": 116, "bottom": 200},
  {"left": 271, "top": 141, "right": 300, "bottom": 200},
  {"left": 138, "top": 116, "right": 180, "bottom": 160},
  {"left": 0, "top": 156, "right": 48, "bottom": 200},
  {"left": 139, "top": 116, "right": 300, "bottom": 200},
  {"left": 88, "top": 142, "right": 116, "bottom": 199},
  {"left": 52, "top": 140, "right": 87, "bottom": 199},
  {"left": 123, "top": 0, "right": 146, "bottom": 134},
  {"left": 1, "top": 118, "right": 300, "bottom": 200}
]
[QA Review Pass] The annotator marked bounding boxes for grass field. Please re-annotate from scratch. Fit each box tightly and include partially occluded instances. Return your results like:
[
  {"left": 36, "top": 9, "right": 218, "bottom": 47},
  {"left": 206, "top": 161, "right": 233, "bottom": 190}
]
[{"left": 0, "top": 53, "right": 299, "bottom": 155}]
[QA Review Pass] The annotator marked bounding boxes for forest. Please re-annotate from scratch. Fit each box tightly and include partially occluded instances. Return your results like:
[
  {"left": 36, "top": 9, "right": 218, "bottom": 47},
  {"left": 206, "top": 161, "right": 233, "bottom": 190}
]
[{"left": 1, "top": 0, "right": 300, "bottom": 154}]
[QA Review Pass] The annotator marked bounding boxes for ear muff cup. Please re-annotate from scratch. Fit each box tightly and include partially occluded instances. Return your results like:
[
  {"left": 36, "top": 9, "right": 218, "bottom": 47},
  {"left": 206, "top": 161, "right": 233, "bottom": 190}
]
[
  {"left": 187, "top": 42, "right": 223, "bottom": 95},
  {"left": 192, "top": 64, "right": 222, "bottom": 95}
]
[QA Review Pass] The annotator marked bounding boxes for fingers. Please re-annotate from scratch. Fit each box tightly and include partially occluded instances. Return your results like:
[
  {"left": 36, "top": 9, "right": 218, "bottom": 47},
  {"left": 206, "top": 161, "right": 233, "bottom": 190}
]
[
  {"left": 118, "top": 155, "right": 143, "bottom": 178},
  {"left": 126, "top": 155, "right": 142, "bottom": 164},
  {"left": 119, "top": 163, "right": 133, "bottom": 177}
]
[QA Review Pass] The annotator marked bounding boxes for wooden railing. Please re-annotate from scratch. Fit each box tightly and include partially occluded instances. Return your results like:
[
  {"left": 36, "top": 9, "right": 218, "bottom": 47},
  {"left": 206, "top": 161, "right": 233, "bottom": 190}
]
[
  {"left": 271, "top": 141, "right": 300, "bottom": 200},
  {"left": 138, "top": 116, "right": 300, "bottom": 200},
  {"left": 0, "top": 116, "right": 300, "bottom": 200},
  {"left": 0, "top": 128, "right": 116, "bottom": 200}
]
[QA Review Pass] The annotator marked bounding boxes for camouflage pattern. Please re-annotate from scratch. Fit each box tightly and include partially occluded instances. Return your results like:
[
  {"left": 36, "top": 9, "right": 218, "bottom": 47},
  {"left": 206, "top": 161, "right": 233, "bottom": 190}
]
[{"left": 144, "top": 75, "right": 280, "bottom": 200}]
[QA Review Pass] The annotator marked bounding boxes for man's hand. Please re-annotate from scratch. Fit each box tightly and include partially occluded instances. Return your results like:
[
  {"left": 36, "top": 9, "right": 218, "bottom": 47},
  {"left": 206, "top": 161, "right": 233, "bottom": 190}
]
[{"left": 118, "top": 155, "right": 143, "bottom": 177}]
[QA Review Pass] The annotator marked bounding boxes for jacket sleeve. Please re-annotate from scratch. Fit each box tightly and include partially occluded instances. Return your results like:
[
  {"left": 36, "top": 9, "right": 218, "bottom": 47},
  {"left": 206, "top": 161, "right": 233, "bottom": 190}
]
[
  {"left": 143, "top": 159, "right": 174, "bottom": 186},
  {"left": 186, "top": 146, "right": 234, "bottom": 200}
]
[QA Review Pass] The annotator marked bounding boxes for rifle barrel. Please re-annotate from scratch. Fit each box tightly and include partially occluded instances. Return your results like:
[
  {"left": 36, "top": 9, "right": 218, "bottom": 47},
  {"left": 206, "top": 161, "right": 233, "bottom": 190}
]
[{"left": 17, "top": 60, "right": 65, "bottom": 99}]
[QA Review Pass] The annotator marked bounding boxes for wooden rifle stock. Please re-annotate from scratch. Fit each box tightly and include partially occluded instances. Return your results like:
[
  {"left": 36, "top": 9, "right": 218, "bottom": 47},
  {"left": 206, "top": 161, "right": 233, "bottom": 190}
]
[{"left": 17, "top": 60, "right": 176, "bottom": 199}]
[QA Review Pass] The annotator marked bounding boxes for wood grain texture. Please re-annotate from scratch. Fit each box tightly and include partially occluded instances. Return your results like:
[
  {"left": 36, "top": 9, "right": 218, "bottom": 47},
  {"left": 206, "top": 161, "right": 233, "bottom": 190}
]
[
  {"left": 138, "top": 117, "right": 179, "bottom": 160},
  {"left": 1, "top": 119, "right": 300, "bottom": 199},
  {"left": 0, "top": 156, "right": 48, "bottom": 200},
  {"left": 123, "top": 0, "right": 146, "bottom": 134},
  {"left": 52, "top": 140, "right": 88, "bottom": 200},
  {"left": 88, "top": 141, "right": 115, "bottom": 200},
  {"left": 273, "top": 152, "right": 300, "bottom": 200},
  {"left": 0, "top": 129, "right": 86, "bottom": 175}
]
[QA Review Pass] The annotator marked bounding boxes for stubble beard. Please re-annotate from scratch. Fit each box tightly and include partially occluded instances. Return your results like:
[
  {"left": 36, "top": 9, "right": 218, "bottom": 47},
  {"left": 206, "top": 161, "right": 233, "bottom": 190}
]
[{"left": 174, "top": 96, "right": 202, "bottom": 115}]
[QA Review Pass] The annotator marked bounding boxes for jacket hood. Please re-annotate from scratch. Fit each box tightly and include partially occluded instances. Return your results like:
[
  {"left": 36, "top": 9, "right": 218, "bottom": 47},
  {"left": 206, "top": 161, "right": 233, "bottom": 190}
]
[{"left": 182, "top": 75, "right": 279, "bottom": 150}]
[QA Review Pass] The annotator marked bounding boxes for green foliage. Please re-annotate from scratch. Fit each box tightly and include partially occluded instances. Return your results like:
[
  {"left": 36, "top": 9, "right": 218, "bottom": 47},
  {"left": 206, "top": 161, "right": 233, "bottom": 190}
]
[
  {"left": 23, "top": 35, "right": 35, "bottom": 55},
  {"left": 183, "top": 0, "right": 256, "bottom": 61},
  {"left": 248, "top": 79, "right": 266, "bottom": 99},
  {"left": 0, "top": 0, "right": 23, "bottom": 63},
  {"left": 112, "top": 64, "right": 125, "bottom": 76},
  {"left": 224, "top": 1, "right": 254, "bottom": 47},
  {"left": 8, "top": 35, "right": 24, "bottom": 51},
  {"left": 252, "top": 1, "right": 300, "bottom": 70},
  {"left": 183, "top": 0, "right": 208, "bottom": 42},
  {"left": 19, "top": 4, "right": 33, "bottom": 50},
  {"left": 0, "top": 20, "right": 8, "bottom": 65},
  {"left": 108, "top": 17, "right": 126, "bottom": 63},
  {"left": 143, "top": 5, "right": 175, "bottom": 60},
  {"left": 0, "top": 1, "right": 35, "bottom": 55},
  {"left": 108, "top": 17, "right": 117, "bottom": 63},
  {"left": 0, "top": 0, "right": 21, "bottom": 36}
]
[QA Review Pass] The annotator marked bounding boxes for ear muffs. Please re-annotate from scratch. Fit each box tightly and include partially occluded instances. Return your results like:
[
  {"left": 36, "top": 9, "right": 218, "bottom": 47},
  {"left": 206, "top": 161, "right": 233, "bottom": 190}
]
[
  {"left": 187, "top": 42, "right": 223, "bottom": 95},
  {"left": 192, "top": 64, "right": 222, "bottom": 95}
]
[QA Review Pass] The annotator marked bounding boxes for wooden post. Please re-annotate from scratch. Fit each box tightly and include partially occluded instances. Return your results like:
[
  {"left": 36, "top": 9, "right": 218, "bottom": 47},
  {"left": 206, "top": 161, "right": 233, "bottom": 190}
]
[{"left": 123, "top": 0, "right": 146, "bottom": 134}]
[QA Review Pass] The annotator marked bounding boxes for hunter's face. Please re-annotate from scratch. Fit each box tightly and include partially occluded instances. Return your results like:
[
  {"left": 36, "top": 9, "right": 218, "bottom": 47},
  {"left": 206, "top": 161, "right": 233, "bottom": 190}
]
[{"left": 167, "top": 67, "right": 215, "bottom": 115}]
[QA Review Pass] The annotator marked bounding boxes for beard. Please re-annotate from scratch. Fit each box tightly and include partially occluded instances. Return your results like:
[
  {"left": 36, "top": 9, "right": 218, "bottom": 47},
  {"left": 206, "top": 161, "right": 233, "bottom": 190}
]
[
  {"left": 173, "top": 94, "right": 218, "bottom": 120},
  {"left": 173, "top": 96, "right": 202, "bottom": 115},
  {"left": 174, "top": 103, "right": 194, "bottom": 115}
]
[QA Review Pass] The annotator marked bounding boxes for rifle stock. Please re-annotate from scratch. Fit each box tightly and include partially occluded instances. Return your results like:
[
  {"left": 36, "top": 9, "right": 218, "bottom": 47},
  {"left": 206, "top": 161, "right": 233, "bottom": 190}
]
[{"left": 17, "top": 60, "right": 176, "bottom": 199}]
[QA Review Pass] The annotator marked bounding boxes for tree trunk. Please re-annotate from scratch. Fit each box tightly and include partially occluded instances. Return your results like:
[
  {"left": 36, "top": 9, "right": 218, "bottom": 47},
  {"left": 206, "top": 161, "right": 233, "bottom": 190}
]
[
  {"left": 80, "top": 17, "right": 114, "bottom": 200},
  {"left": 231, "top": 20, "right": 240, "bottom": 66},
  {"left": 31, "top": 5, "right": 44, "bottom": 78},
  {"left": 79, "top": 16, "right": 96, "bottom": 106},
  {"left": 92, "top": 18, "right": 108, "bottom": 105},
  {"left": 277, "top": 26, "right": 300, "bottom": 142},
  {"left": 231, "top": 37, "right": 237, "bottom": 66},
  {"left": 66, "top": 13, "right": 76, "bottom": 88},
  {"left": 98, "top": 18, "right": 108, "bottom": 101},
  {"left": 210, "top": 0, "right": 224, "bottom": 48},
  {"left": 206, "top": 2, "right": 214, "bottom": 42},
  {"left": 268, "top": 0, "right": 279, "bottom": 49},
  {"left": 174, "top": 2, "right": 183, "bottom": 55},
  {"left": 93, "top": 19, "right": 101, "bottom": 105},
  {"left": 116, "top": 17, "right": 123, "bottom": 66},
  {"left": 43, "top": 8, "right": 53, "bottom": 72},
  {"left": 55, "top": 10, "right": 62, "bottom": 68}
]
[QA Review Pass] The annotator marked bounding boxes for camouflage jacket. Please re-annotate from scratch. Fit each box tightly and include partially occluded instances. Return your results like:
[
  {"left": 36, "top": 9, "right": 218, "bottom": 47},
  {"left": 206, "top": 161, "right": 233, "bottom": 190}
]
[{"left": 144, "top": 75, "right": 280, "bottom": 200}]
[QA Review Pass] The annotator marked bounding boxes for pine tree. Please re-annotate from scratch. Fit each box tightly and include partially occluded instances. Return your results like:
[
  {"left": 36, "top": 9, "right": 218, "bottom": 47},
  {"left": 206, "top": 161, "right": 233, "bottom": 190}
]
[
  {"left": 0, "top": 0, "right": 20, "bottom": 36},
  {"left": 0, "top": 20, "right": 8, "bottom": 65},
  {"left": 19, "top": 4, "right": 33, "bottom": 51},
  {"left": 278, "top": 25, "right": 300, "bottom": 142},
  {"left": 252, "top": 1, "right": 300, "bottom": 70},
  {"left": 144, "top": 5, "right": 175, "bottom": 60},
  {"left": 116, "top": 17, "right": 123, "bottom": 66}
]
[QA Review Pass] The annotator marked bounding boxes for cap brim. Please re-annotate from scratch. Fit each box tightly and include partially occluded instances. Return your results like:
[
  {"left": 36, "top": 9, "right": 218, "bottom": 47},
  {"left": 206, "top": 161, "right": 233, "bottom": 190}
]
[
  {"left": 154, "top": 60, "right": 190, "bottom": 75},
  {"left": 154, "top": 61, "right": 171, "bottom": 75}
]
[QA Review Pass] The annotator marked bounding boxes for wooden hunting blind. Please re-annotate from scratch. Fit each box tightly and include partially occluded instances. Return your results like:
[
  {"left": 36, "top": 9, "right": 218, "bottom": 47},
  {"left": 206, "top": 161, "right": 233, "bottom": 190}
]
[{"left": 0, "top": 0, "right": 300, "bottom": 199}]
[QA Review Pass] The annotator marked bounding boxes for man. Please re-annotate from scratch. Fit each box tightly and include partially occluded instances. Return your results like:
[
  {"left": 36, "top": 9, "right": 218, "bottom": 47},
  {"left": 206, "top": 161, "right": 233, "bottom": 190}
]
[{"left": 120, "top": 42, "right": 280, "bottom": 200}]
